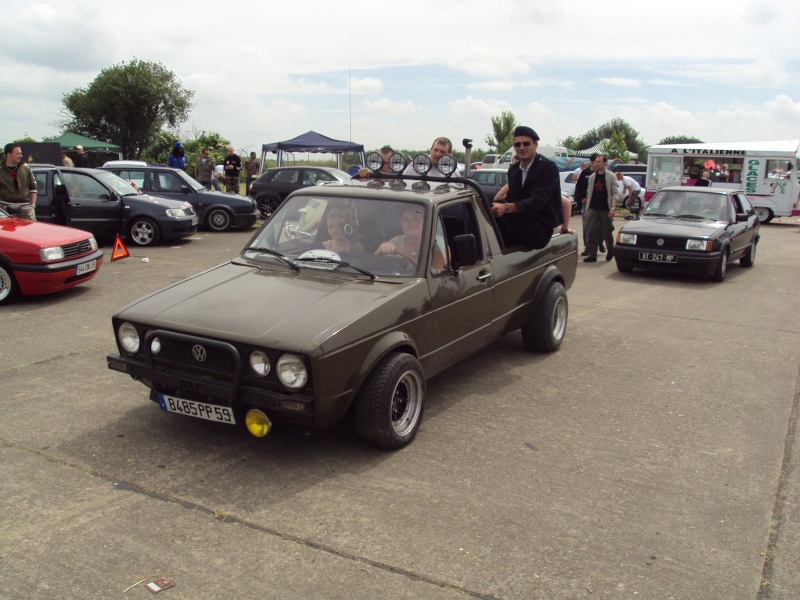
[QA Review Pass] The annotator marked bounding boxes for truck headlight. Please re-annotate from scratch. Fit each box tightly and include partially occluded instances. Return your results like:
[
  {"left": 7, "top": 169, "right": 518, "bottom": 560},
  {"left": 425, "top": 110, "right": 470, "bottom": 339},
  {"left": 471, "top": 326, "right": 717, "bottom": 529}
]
[
  {"left": 277, "top": 354, "right": 307, "bottom": 389},
  {"left": 118, "top": 322, "right": 140, "bottom": 354}
]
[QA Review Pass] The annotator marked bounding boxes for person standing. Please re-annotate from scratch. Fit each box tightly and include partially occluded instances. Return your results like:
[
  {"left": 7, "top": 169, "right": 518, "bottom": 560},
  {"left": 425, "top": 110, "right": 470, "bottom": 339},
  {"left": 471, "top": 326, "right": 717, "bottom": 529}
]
[
  {"left": 574, "top": 153, "right": 605, "bottom": 255},
  {"left": 61, "top": 150, "right": 74, "bottom": 167},
  {"left": 195, "top": 148, "right": 215, "bottom": 190},
  {"left": 0, "top": 143, "right": 37, "bottom": 220},
  {"left": 224, "top": 145, "right": 242, "bottom": 194},
  {"left": 694, "top": 171, "right": 712, "bottom": 187},
  {"left": 489, "top": 126, "right": 563, "bottom": 250},
  {"left": 74, "top": 145, "right": 88, "bottom": 168},
  {"left": 168, "top": 142, "right": 187, "bottom": 170},
  {"left": 582, "top": 155, "right": 619, "bottom": 262},
  {"left": 244, "top": 151, "right": 260, "bottom": 196}
]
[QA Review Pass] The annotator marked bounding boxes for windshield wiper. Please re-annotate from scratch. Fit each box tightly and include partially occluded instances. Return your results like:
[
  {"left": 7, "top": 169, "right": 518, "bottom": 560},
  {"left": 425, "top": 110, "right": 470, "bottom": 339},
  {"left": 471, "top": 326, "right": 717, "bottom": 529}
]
[
  {"left": 294, "top": 256, "right": 376, "bottom": 279},
  {"left": 244, "top": 247, "right": 299, "bottom": 270},
  {"left": 644, "top": 212, "right": 673, "bottom": 217},
  {"left": 677, "top": 214, "right": 707, "bottom": 220}
]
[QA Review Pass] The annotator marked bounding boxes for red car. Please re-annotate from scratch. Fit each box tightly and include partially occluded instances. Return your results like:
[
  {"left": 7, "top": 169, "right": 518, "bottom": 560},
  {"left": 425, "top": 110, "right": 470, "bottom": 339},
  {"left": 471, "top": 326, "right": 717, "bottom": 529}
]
[{"left": 0, "top": 208, "right": 104, "bottom": 305}]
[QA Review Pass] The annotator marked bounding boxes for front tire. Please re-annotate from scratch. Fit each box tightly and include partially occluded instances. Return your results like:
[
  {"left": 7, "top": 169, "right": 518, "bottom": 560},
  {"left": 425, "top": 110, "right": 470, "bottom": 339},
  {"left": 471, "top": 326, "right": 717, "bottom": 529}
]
[
  {"left": 0, "top": 264, "right": 19, "bottom": 305},
  {"left": 711, "top": 249, "right": 728, "bottom": 282},
  {"left": 206, "top": 208, "right": 233, "bottom": 231},
  {"left": 522, "top": 281, "right": 568, "bottom": 352},
  {"left": 354, "top": 352, "right": 425, "bottom": 450},
  {"left": 740, "top": 241, "right": 756, "bottom": 267},
  {"left": 126, "top": 217, "right": 160, "bottom": 247},
  {"left": 616, "top": 262, "right": 634, "bottom": 273}
]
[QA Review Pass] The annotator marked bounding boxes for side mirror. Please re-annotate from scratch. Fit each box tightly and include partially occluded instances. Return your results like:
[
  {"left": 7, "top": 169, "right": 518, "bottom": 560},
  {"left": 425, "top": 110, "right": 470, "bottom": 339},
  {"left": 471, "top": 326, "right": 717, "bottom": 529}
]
[
  {"left": 452, "top": 234, "right": 477, "bottom": 268},
  {"left": 735, "top": 212, "right": 749, "bottom": 223}
]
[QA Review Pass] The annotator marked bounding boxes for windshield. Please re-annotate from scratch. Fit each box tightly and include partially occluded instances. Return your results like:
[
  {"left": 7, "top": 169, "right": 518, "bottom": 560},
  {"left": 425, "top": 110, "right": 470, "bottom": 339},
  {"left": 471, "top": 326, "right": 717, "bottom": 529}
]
[
  {"left": 175, "top": 170, "right": 205, "bottom": 191},
  {"left": 243, "top": 194, "right": 429, "bottom": 277},
  {"left": 643, "top": 190, "right": 730, "bottom": 221},
  {"left": 94, "top": 171, "right": 141, "bottom": 196}
]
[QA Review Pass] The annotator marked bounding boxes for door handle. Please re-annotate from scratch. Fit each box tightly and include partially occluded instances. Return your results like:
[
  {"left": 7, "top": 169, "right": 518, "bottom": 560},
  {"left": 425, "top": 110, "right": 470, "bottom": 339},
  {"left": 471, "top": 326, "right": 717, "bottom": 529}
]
[{"left": 476, "top": 271, "right": 492, "bottom": 281}]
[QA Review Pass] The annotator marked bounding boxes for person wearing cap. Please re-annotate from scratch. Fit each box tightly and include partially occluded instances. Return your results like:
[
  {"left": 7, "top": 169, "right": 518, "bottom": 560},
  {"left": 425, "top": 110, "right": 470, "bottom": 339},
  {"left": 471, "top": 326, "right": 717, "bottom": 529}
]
[
  {"left": 74, "top": 144, "right": 88, "bottom": 168},
  {"left": 168, "top": 142, "right": 187, "bottom": 170},
  {"left": 490, "top": 126, "right": 563, "bottom": 250},
  {"left": 0, "top": 143, "right": 37, "bottom": 220}
]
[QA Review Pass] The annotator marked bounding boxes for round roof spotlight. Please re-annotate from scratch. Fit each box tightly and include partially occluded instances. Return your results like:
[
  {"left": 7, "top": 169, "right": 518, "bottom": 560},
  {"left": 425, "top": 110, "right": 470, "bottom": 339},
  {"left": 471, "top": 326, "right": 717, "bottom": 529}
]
[
  {"left": 389, "top": 179, "right": 408, "bottom": 190},
  {"left": 411, "top": 181, "right": 431, "bottom": 192},
  {"left": 438, "top": 154, "right": 458, "bottom": 177},
  {"left": 412, "top": 154, "right": 432, "bottom": 175},
  {"left": 388, "top": 152, "right": 408, "bottom": 174},
  {"left": 365, "top": 151, "right": 384, "bottom": 173}
]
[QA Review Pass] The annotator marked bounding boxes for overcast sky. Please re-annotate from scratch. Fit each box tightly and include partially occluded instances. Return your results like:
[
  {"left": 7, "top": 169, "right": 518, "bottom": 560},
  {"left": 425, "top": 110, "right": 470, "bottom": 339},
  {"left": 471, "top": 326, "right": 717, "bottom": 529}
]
[{"left": 2, "top": 0, "right": 799, "bottom": 156}]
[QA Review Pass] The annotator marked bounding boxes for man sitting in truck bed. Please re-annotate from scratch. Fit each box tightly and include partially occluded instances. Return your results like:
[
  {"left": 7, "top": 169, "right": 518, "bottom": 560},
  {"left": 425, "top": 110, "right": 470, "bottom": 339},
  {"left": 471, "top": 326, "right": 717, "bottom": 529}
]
[{"left": 490, "top": 126, "right": 563, "bottom": 250}]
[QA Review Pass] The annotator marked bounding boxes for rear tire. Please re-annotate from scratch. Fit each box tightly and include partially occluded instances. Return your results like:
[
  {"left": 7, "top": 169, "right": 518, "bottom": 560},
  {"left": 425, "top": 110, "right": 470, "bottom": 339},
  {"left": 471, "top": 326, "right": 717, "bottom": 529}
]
[
  {"left": 0, "top": 264, "right": 19, "bottom": 305},
  {"left": 522, "top": 281, "right": 568, "bottom": 353},
  {"left": 354, "top": 352, "right": 425, "bottom": 450},
  {"left": 257, "top": 195, "right": 281, "bottom": 219},
  {"left": 126, "top": 217, "right": 160, "bottom": 247},
  {"left": 755, "top": 207, "right": 773, "bottom": 224}
]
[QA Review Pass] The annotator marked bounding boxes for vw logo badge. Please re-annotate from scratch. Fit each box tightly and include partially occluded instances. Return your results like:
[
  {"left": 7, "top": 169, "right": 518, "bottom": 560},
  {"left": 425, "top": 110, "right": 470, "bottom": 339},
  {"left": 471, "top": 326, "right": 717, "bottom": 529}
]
[
  {"left": 192, "top": 345, "right": 207, "bottom": 362},
  {"left": 657, "top": 238, "right": 665, "bottom": 247}
]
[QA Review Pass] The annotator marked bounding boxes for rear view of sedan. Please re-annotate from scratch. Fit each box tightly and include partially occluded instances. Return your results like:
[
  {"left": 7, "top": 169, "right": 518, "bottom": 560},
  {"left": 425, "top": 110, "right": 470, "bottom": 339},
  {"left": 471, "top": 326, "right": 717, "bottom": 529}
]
[
  {"left": 613, "top": 187, "right": 759, "bottom": 282},
  {"left": 0, "top": 208, "right": 104, "bottom": 304}
]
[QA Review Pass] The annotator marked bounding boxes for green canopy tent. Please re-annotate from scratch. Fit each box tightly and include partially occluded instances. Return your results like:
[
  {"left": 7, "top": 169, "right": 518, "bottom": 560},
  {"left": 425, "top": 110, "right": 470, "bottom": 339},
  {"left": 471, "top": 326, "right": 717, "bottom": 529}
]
[{"left": 46, "top": 132, "right": 122, "bottom": 167}]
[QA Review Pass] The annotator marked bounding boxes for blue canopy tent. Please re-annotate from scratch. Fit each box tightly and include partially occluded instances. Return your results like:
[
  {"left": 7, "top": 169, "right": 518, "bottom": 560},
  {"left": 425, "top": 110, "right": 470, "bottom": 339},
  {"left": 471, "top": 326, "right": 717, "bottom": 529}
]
[{"left": 260, "top": 130, "right": 365, "bottom": 169}]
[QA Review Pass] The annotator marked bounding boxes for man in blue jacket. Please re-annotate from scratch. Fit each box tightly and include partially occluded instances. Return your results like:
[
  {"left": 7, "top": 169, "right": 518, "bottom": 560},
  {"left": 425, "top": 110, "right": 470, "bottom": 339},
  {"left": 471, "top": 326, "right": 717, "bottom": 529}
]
[{"left": 490, "top": 126, "right": 563, "bottom": 250}]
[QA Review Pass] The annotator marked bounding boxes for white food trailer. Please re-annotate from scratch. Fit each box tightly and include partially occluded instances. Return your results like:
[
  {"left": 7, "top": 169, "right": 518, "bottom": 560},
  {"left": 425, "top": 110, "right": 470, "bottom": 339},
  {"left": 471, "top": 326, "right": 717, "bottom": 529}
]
[{"left": 645, "top": 140, "right": 799, "bottom": 223}]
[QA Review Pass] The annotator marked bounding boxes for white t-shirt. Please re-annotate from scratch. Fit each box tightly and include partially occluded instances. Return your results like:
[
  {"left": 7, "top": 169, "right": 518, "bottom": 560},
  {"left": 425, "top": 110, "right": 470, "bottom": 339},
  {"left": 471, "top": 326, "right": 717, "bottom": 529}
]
[{"left": 619, "top": 175, "right": 641, "bottom": 193}]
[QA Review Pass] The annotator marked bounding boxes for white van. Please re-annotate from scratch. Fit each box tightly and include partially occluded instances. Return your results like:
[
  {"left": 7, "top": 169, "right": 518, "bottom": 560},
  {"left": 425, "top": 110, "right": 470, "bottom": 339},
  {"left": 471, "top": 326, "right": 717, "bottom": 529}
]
[{"left": 646, "top": 140, "right": 799, "bottom": 223}]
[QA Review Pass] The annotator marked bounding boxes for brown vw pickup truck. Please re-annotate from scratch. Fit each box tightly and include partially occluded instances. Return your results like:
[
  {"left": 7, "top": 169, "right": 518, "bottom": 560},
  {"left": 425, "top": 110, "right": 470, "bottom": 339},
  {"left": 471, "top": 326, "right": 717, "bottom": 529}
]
[{"left": 107, "top": 153, "right": 578, "bottom": 449}]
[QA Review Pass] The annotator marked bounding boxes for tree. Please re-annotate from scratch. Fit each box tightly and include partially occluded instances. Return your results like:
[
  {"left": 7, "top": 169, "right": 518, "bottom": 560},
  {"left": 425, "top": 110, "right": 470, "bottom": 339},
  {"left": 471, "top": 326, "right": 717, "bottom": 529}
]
[
  {"left": 566, "top": 118, "right": 648, "bottom": 161},
  {"left": 658, "top": 135, "right": 703, "bottom": 145},
  {"left": 601, "top": 132, "right": 630, "bottom": 164},
  {"left": 62, "top": 59, "right": 194, "bottom": 160},
  {"left": 485, "top": 111, "right": 518, "bottom": 154},
  {"left": 14, "top": 134, "right": 37, "bottom": 143}
]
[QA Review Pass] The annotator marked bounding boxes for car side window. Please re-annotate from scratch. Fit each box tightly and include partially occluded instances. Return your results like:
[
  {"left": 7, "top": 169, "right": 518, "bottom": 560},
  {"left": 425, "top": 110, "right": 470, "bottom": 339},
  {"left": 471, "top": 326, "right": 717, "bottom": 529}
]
[
  {"left": 150, "top": 171, "right": 183, "bottom": 193},
  {"left": 438, "top": 201, "right": 484, "bottom": 266},
  {"left": 34, "top": 172, "right": 49, "bottom": 195},
  {"left": 313, "top": 170, "right": 336, "bottom": 183},
  {"left": 119, "top": 169, "right": 146, "bottom": 190},
  {"left": 60, "top": 172, "right": 109, "bottom": 199},
  {"left": 273, "top": 169, "right": 299, "bottom": 184},
  {"left": 735, "top": 193, "right": 754, "bottom": 214}
]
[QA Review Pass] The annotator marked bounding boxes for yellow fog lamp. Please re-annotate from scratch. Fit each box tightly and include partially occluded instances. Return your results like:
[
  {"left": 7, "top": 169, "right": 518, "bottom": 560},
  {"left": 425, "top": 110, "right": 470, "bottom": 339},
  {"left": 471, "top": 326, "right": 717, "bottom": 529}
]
[{"left": 245, "top": 410, "right": 271, "bottom": 438}]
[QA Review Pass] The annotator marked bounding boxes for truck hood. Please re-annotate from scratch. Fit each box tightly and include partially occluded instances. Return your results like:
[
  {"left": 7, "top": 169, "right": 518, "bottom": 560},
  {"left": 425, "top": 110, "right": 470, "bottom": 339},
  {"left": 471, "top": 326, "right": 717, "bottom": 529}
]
[{"left": 117, "top": 261, "right": 407, "bottom": 352}]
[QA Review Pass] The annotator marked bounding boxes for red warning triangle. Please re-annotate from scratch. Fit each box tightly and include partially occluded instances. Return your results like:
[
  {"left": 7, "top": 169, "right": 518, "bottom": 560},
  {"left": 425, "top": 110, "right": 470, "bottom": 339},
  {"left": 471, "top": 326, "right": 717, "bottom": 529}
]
[{"left": 111, "top": 234, "right": 130, "bottom": 261}]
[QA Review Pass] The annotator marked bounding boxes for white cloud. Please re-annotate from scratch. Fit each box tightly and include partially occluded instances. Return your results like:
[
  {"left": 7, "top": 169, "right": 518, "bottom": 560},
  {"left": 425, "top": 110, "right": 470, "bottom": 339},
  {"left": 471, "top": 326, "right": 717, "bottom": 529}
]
[
  {"left": 361, "top": 98, "right": 417, "bottom": 116},
  {"left": 599, "top": 78, "right": 641, "bottom": 88},
  {"left": 349, "top": 77, "right": 383, "bottom": 95}
]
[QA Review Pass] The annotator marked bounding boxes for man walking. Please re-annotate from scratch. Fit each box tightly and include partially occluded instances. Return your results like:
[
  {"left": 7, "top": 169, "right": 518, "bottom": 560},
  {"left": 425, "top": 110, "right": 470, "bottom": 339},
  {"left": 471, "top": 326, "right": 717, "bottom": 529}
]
[
  {"left": 583, "top": 155, "right": 619, "bottom": 262},
  {"left": 0, "top": 143, "right": 37, "bottom": 220},
  {"left": 223, "top": 145, "right": 242, "bottom": 194},
  {"left": 574, "top": 153, "right": 605, "bottom": 255},
  {"left": 489, "top": 126, "right": 563, "bottom": 250}
]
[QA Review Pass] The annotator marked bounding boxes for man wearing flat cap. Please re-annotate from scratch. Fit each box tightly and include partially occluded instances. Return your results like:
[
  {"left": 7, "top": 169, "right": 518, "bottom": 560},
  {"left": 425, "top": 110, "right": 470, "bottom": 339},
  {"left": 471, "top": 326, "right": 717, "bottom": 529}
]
[{"left": 490, "top": 126, "right": 563, "bottom": 249}]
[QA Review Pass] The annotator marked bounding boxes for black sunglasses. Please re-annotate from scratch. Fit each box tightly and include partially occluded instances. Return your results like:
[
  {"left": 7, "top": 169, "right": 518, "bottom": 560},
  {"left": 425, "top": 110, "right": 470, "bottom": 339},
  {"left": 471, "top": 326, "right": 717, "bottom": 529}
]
[{"left": 513, "top": 141, "right": 533, "bottom": 148}]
